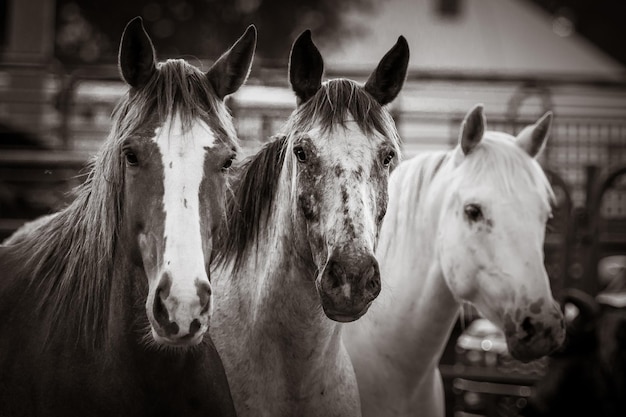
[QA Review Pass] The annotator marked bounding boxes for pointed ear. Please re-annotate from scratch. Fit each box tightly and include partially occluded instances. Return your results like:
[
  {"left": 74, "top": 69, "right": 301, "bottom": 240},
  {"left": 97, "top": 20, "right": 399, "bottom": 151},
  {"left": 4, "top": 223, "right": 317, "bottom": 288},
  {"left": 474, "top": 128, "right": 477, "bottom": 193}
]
[
  {"left": 516, "top": 111, "right": 553, "bottom": 158},
  {"left": 289, "top": 30, "right": 324, "bottom": 105},
  {"left": 364, "top": 36, "right": 409, "bottom": 106},
  {"left": 207, "top": 25, "right": 257, "bottom": 100},
  {"left": 118, "top": 17, "right": 157, "bottom": 88},
  {"left": 459, "top": 104, "right": 486, "bottom": 155}
]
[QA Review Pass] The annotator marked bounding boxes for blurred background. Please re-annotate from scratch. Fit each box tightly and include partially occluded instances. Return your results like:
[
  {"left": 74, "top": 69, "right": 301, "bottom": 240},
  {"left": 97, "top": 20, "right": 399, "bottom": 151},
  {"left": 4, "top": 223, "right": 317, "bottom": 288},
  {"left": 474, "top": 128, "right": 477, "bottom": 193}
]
[{"left": 1, "top": 0, "right": 625, "bottom": 416}]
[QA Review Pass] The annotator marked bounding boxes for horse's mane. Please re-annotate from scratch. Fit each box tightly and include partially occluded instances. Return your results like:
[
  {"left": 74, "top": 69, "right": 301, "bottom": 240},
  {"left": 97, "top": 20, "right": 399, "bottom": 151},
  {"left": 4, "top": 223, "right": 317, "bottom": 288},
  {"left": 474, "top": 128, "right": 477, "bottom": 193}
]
[
  {"left": 215, "top": 79, "right": 402, "bottom": 270},
  {"left": 3, "top": 59, "right": 237, "bottom": 348},
  {"left": 286, "top": 79, "right": 401, "bottom": 152},
  {"left": 378, "top": 151, "right": 450, "bottom": 260},
  {"left": 460, "top": 132, "right": 555, "bottom": 210},
  {"left": 214, "top": 135, "right": 288, "bottom": 271},
  {"left": 379, "top": 133, "right": 555, "bottom": 260}
]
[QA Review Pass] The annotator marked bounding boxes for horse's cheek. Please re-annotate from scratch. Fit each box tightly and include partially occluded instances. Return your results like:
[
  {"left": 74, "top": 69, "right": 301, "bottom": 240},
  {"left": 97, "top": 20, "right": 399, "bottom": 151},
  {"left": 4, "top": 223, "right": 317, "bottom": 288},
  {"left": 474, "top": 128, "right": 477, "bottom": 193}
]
[
  {"left": 298, "top": 192, "right": 318, "bottom": 221},
  {"left": 438, "top": 232, "right": 468, "bottom": 296}
]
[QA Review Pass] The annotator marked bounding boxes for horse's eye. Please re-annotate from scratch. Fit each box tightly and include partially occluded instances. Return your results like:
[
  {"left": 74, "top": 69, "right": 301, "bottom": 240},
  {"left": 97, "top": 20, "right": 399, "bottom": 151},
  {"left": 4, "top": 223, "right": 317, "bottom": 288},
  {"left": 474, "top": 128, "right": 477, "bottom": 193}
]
[
  {"left": 222, "top": 157, "right": 234, "bottom": 170},
  {"left": 125, "top": 151, "right": 138, "bottom": 166},
  {"left": 464, "top": 204, "right": 483, "bottom": 222},
  {"left": 383, "top": 151, "right": 395, "bottom": 167},
  {"left": 294, "top": 146, "right": 307, "bottom": 162}
]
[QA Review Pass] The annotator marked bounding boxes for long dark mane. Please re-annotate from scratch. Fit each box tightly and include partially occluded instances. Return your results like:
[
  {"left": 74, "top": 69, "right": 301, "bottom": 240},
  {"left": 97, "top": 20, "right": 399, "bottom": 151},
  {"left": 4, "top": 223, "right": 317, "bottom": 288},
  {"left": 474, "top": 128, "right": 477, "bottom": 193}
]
[
  {"left": 214, "top": 135, "right": 288, "bottom": 271},
  {"left": 215, "top": 79, "right": 401, "bottom": 270},
  {"left": 2, "top": 59, "right": 236, "bottom": 348}
]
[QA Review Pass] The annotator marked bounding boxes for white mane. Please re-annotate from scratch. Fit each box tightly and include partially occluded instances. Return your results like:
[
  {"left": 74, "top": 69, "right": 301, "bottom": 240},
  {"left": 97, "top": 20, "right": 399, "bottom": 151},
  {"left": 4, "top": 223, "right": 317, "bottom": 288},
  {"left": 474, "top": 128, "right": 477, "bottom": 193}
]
[{"left": 378, "top": 132, "right": 554, "bottom": 261}]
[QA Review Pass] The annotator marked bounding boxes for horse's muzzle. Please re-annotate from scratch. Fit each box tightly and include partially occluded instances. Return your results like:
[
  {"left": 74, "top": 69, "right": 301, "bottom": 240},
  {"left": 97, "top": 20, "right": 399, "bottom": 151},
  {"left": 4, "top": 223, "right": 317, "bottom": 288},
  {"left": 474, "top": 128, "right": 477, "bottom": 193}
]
[
  {"left": 317, "top": 251, "right": 381, "bottom": 322},
  {"left": 506, "top": 306, "right": 565, "bottom": 362},
  {"left": 149, "top": 271, "right": 212, "bottom": 346}
]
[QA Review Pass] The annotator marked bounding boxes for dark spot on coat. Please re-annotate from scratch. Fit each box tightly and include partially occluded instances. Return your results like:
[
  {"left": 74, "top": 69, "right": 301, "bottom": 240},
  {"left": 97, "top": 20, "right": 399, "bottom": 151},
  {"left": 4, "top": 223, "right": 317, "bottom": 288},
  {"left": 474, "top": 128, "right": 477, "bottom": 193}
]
[
  {"left": 169, "top": 161, "right": 173, "bottom": 168},
  {"left": 343, "top": 217, "right": 357, "bottom": 238},
  {"left": 184, "top": 198, "right": 188, "bottom": 208},
  {"left": 529, "top": 298, "right": 544, "bottom": 314},
  {"left": 353, "top": 166, "right": 364, "bottom": 180},
  {"left": 341, "top": 186, "right": 349, "bottom": 206},
  {"left": 298, "top": 193, "right": 317, "bottom": 221},
  {"left": 334, "top": 165, "right": 344, "bottom": 177}
]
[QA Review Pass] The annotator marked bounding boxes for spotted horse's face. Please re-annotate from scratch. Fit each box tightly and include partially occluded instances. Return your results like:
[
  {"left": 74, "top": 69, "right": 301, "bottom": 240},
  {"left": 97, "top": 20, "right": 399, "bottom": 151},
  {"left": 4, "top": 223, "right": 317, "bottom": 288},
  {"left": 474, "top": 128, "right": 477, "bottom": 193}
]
[{"left": 287, "top": 30, "right": 408, "bottom": 322}]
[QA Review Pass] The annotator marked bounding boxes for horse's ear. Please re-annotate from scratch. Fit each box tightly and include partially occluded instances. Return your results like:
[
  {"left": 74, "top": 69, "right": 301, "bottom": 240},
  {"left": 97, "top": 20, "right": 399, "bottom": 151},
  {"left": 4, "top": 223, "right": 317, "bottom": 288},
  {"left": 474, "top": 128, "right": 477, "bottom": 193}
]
[
  {"left": 516, "top": 111, "right": 553, "bottom": 158},
  {"left": 118, "top": 17, "right": 157, "bottom": 89},
  {"left": 289, "top": 30, "right": 324, "bottom": 105},
  {"left": 207, "top": 25, "right": 257, "bottom": 100},
  {"left": 459, "top": 104, "right": 485, "bottom": 155},
  {"left": 364, "top": 36, "right": 409, "bottom": 106}
]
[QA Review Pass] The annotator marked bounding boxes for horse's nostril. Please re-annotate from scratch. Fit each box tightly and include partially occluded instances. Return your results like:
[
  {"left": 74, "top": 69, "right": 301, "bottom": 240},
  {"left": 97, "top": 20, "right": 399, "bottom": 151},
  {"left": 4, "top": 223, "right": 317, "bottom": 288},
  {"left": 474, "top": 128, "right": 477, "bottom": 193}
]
[
  {"left": 189, "top": 319, "right": 201, "bottom": 336},
  {"left": 196, "top": 280, "right": 211, "bottom": 314},
  {"left": 363, "top": 260, "right": 380, "bottom": 294},
  {"left": 327, "top": 261, "right": 346, "bottom": 289},
  {"left": 153, "top": 271, "right": 176, "bottom": 332},
  {"left": 154, "top": 287, "right": 173, "bottom": 331},
  {"left": 521, "top": 316, "right": 536, "bottom": 341},
  {"left": 368, "top": 276, "right": 380, "bottom": 293}
]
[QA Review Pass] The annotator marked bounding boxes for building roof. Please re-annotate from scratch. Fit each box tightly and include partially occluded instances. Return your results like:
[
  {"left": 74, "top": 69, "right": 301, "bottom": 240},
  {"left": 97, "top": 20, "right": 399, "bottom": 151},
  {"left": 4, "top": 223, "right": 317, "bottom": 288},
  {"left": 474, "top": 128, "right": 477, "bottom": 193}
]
[{"left": 323, "top": 0, "right": 625, "bottom": 79}]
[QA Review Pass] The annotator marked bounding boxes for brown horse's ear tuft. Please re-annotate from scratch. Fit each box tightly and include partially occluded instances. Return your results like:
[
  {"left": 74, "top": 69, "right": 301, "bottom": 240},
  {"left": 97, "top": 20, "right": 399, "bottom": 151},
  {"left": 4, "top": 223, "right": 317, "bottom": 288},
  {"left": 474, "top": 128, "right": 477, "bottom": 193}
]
[
  {"left": 288, "top": 30, "right": 324, "bottom": 106},
  {"left": 516, "top": 112, "right": 553, "bottom": 159},
  {"left": 118, "top": 17, "right": 157, "bottom": 89},
  {"left": 207, "top": 25, "right": 258, "bottom": 100},
  {"left": 364, "top": 35, "right": 410, "bottom": 106},
  {"left": 459, "top": 104, "right": 486, "bottom": 155}
]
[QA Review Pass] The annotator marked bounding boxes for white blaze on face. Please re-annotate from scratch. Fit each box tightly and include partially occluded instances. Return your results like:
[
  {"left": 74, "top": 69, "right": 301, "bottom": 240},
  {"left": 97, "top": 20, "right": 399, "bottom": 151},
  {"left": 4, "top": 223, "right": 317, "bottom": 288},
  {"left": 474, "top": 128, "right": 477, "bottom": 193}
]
[{"left": 153, "top": 114, "right": 215, "bottom": 323}]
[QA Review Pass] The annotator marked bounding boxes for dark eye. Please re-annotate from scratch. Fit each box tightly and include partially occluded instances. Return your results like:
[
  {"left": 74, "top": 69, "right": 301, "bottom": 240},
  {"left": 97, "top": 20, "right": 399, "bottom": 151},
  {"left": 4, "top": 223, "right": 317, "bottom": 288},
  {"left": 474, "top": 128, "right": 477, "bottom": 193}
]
[
  {"left": 222, "top": 156, "right": 235, "bottom": 170},
  {"left": 464, "top": 204, "right": 483, "bottom": 222},
  {"left": 383, "top": 151, "right": 395, "bottom": 167},
  {"left": 125, "top": 151, "right": 138, "bottom": 166},
  {"left": 294, "top": 146, "right": 307, "bottom": 162}
]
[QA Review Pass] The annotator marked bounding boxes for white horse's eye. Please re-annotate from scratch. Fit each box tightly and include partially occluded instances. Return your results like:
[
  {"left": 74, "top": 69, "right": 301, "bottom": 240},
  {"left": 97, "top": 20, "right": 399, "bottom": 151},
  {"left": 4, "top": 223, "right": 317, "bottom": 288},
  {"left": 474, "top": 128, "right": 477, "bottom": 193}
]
[{"left": 464, "top": 204, "right": 483, "bottom": 222}]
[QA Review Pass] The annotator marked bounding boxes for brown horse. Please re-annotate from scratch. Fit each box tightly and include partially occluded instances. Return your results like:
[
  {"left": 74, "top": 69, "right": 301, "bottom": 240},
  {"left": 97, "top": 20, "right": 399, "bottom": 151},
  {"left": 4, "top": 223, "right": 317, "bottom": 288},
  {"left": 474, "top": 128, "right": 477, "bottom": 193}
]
[{"left": 0, "top": 17, "right": 255, "bottom": 417}]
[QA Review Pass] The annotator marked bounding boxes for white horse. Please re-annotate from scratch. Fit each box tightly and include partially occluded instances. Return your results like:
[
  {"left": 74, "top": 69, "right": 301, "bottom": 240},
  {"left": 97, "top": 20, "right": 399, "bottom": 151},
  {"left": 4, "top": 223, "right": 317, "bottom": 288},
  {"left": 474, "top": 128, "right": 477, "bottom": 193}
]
[{"left": 343, "top": 105, "right": 566, "bottom": 417}]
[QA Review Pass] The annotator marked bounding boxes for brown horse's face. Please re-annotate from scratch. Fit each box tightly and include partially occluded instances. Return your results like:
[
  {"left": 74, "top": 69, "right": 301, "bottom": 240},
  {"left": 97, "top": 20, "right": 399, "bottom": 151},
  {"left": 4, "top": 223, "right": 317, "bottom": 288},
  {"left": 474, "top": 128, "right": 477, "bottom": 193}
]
[
  {"left": 291, "top": 122, "right": 396, "bottom": 322},
  {"left": 123, "top": 115, "right": 236, "bottom": 347},
  {"left": 117, "top": 17, "right": 255, "bottom": 347}
]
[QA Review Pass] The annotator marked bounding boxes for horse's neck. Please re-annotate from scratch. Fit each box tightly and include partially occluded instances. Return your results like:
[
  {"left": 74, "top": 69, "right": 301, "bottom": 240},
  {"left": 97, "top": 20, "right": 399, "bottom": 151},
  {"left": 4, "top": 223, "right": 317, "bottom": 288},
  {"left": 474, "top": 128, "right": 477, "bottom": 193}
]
[
  {"left": 222, "top": 192, "right": 342, "bottom": 366},
  {"left": 353, "top": 153, "right": 460, "bottom": 384},
  {"left": 106, "top": 247, "right": 144, "bottom": 354}
]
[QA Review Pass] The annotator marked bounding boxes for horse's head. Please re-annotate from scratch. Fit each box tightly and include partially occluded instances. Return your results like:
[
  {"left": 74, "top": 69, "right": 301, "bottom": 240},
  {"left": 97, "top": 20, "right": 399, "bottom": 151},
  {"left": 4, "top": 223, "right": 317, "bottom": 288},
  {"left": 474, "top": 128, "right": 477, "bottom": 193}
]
[
  {"left": 285, "top": 31, "right": 408, "bottom": 322},
  {"left": 117, "top": 17, "right": 255, "bottom": 346},
  {"left": 436, "top": 105, "right": 565, "bottom": 361}
]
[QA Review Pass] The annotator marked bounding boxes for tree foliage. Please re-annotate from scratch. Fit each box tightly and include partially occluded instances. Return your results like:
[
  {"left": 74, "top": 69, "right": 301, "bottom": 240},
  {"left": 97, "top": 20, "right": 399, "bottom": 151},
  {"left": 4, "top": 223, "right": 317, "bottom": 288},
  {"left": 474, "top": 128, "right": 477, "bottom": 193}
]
[{"left": 55, "top": 0, "right": 376, "bottom": 66}]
